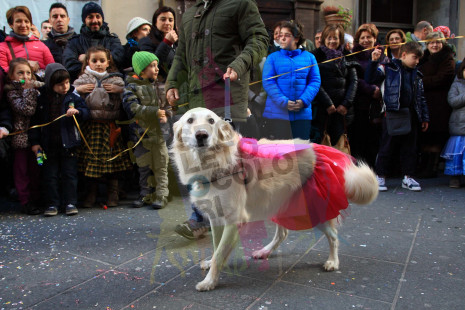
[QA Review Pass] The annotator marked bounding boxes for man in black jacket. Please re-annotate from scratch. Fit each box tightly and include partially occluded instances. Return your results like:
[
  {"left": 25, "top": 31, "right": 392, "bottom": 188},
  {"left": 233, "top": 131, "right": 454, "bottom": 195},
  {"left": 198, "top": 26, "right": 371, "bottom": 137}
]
[
  {"left": 63, "top": 2, "right": 124, "bottom": 81},
  {"left": 44, "top": 3, "right": 78, "bottom": 65}
]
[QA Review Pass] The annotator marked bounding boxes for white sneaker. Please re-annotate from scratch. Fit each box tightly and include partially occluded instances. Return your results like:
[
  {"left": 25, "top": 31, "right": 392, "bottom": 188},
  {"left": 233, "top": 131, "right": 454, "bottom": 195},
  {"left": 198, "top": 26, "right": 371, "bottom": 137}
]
[
  {"left": 377, "top": 175, "right": 387, "bottom": 191},
  {"left": 402, "top": 176, "right": 421, "bottom": 191}
]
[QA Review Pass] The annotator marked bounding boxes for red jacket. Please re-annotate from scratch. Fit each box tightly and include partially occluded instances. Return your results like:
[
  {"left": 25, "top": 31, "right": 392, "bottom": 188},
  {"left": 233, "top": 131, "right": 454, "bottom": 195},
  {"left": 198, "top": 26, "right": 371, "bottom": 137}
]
[{"left": 0, "top": 35, "right": 54, "bottom": 72}]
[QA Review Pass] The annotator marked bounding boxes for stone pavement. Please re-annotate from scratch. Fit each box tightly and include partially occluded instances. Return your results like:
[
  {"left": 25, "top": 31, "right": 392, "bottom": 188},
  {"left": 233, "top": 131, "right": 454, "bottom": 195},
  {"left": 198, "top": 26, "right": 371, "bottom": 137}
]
[{"left": 1, "top": 175, "right": 464, "bottom": 310}]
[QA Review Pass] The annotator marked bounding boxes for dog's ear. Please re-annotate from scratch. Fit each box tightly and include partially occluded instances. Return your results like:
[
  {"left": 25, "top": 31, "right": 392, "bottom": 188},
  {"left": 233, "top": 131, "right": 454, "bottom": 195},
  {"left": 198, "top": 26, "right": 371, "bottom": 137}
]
[
  {"left": 172, "top": 120, "right": 183, "bottom": 144},
  {"left": 217, "top": 119, "right": 235, "bottom": 144}
]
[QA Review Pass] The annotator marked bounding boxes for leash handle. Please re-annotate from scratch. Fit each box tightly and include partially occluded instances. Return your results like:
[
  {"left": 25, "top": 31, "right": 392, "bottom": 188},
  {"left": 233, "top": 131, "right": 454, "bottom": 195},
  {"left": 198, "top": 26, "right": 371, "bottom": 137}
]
[{"left": 224, "top": 77, "right": 231, "bottom": 123}]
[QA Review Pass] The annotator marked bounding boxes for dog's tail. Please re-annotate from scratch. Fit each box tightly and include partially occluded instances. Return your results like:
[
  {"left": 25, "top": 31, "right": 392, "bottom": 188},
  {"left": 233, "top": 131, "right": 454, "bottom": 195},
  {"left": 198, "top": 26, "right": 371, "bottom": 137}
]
[{"left": 344, "top": 161, "right": 378, "bottom": 205}]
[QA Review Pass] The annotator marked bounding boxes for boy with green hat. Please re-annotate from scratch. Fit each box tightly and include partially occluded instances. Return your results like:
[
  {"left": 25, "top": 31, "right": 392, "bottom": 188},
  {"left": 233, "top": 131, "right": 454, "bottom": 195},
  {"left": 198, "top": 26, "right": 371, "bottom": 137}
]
[{"left": 123, "top": 51, "right": 169, "bottom": 209}]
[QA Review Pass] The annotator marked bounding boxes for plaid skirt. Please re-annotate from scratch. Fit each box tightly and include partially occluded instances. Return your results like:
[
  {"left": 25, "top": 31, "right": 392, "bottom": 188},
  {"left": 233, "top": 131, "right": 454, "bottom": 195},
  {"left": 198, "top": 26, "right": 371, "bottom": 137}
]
[{"left": 78, "top": 121, "right": 132, "bottom": 178}]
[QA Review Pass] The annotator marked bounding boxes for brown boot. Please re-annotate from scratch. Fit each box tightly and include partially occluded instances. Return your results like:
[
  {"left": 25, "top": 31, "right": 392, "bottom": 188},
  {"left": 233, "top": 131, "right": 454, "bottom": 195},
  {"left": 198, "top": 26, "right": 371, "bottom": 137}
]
[
  {"left": 82, "top": 180, "right": 98, "bottom": 208},
  {"left": 107, "top": 178, "right": 119, "bottom": 207}
]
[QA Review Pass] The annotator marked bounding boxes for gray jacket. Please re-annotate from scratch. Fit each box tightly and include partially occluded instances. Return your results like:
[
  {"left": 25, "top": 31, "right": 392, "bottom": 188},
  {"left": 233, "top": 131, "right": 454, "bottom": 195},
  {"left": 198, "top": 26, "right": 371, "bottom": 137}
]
[{"left": 447, "top": 77, "right": 465, "bottom": 135}]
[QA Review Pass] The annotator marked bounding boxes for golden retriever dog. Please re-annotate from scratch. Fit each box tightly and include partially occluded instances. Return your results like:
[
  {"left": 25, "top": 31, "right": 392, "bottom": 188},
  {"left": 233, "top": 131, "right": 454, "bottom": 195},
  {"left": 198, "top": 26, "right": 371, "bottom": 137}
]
[{"left": 171, "top": 108, "right": 378, "bottom": 291}]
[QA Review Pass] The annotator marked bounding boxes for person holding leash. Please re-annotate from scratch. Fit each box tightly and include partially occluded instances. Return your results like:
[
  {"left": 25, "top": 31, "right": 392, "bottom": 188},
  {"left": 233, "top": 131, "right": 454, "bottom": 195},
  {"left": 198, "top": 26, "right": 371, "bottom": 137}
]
[{"left": 165, "top": 0, "right": 269, "bottom": 240}]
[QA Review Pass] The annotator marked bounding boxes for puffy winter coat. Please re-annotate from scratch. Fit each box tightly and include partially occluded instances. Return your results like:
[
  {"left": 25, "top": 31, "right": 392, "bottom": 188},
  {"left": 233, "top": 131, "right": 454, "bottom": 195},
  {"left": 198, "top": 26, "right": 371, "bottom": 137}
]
[
  {"left": 5, "top": 82, "right": 39, "bottom": 149},
  {"left": 63, "top": 23, "right": 124, "bottom": 81},
  {"left": 165, "top": 0, "right": 269, "bottom": 122},
  {"left": 123, "top": 75, "right": 164, "bottom": 143},
  {"left": 73, "top": 69, "right": 124, "bottom": 120},
  {"left": 262, "top": 48, "right": 321, "bottom": 121},
  {"left": 312, "top": 47, "right": 359, "bottom": 113},
  {"left": 29, "top": 86, "right": 89, "bottom": 150},
  {"left": 139, "top": 29, "right": 177, "bottom": 81},
  {"left": 365, "top": 58, "right": 430, "bottom": 123},
  {"left": 447, "top": 77, "right": 465, "bottom": 135},
  {"left": 0, "top": 35, "right": 54, "bottom": 72}
]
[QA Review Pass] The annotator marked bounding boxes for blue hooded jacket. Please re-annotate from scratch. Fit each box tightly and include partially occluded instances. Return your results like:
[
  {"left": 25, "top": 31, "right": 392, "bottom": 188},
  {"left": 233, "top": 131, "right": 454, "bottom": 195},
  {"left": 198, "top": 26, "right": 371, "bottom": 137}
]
[{"left": 262, "top": 48, "right": 321, "bottom": 121}]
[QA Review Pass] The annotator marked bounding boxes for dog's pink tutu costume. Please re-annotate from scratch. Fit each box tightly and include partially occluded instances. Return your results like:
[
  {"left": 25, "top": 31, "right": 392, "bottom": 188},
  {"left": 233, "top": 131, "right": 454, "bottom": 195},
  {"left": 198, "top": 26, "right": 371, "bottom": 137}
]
[{"left": 239, "top": 138, "right": 352, "bottom": 230}]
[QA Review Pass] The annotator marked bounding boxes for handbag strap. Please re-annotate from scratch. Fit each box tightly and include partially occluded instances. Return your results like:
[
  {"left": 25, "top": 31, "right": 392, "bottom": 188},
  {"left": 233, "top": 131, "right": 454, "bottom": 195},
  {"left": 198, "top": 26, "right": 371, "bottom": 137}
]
[{"left": 6, "top": 42, "right": 16, "bottom": 60}]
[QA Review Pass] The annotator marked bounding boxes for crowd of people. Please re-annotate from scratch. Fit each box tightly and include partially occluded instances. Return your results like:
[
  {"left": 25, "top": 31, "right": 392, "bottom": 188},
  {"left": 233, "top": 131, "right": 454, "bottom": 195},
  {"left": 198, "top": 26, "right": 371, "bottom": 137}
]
[{"left": 0, "top": 2, "right": 464, "bottom": 241}]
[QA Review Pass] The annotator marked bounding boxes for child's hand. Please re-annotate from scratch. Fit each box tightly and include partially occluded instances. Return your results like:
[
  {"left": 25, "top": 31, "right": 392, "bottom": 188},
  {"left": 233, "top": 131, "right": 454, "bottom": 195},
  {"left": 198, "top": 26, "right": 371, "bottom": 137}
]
[
  {"left": 76, "top": 84, "right": 95, "bottom": 94},
  {"left": 421, "top": 122, "right": 429, "bottom": 132},
  {"left": 371, "top": 46, "right": 382, "bottom": 61},
  {"left": 103, "top": 84, "right": 124, "bottom": 93},
  {"left": 66, "top": 107, "right": 79, "bottom": 117},
  {"left": 31, "top": 144, "right": 42, "bottom": 155}
]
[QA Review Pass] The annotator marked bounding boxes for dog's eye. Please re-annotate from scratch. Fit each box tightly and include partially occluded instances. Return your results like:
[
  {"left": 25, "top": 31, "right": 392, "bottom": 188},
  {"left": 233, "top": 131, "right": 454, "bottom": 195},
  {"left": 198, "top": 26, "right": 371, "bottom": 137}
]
[
  {"left": 208, "top": 118, "right": 215, "bottom": 124},
  {"left": 187, "top": 118, "right": 194, "bottom": 124}
]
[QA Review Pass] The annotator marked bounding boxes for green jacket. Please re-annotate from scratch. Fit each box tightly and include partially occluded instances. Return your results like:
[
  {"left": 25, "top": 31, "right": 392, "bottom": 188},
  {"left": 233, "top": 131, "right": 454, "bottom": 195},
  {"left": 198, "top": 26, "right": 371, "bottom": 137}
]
[
  {"left": 123, "top": 75, "right": 163, "bottom": 143},
  {"left": 166, "top": 0, "right": 269, "bottom": 122}
]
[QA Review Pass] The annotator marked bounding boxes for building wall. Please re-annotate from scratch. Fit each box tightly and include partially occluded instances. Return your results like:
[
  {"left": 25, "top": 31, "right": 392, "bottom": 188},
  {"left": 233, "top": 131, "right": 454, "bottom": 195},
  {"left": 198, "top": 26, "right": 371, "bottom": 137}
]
[
  {"left": 459, "top": 1, "right": 465, "bottom": 61},
  {"left": 417, "top": 0, "right": 463, "bottom": 60}
]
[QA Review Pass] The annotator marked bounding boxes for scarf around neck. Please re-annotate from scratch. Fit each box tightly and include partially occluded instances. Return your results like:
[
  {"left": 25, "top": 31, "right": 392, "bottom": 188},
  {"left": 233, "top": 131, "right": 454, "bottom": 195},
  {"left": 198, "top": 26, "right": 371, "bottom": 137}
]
[
  {"left": 320, "top": 45, "right": 344, "bottom": 68},
  {"left": 85, "top": 66, "right": 109, "bottom": 80},
  {"left": 50, "top": 27, "right": 75, "bottom": 46},
  {"left": 9, "top": 31, "right": 31, "bottom": 42}
]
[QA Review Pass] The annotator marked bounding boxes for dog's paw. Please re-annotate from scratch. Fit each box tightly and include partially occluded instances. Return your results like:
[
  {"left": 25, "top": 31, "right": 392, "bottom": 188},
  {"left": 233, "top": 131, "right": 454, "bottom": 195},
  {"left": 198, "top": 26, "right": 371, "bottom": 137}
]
[
  {"left": 195, "top": 279, "right": 217, "bottom": 291},
  {"left": 200, "top": 260, "right": 212, "bottom": 270},
  {"left": 323, "top": 260, "right": 339, "bottom": 271},
  {"left": 252, "top": 248, "right": 271, "bottom": 259}
]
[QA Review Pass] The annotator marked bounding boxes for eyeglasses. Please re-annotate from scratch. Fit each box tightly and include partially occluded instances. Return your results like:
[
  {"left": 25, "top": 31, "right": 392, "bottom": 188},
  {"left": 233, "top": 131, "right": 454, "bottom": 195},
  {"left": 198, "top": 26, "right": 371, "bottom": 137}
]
[
  {"left": 428, "top": 41, "right": 443, "bottom": 45},
  {"left": 278, "top": 33, "right": 293, "bottom": 39}
]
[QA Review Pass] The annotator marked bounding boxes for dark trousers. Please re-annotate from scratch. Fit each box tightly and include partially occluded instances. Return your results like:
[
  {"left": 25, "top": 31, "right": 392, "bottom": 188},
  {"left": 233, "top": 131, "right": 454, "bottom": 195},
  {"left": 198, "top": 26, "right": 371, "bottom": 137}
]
[
  {"left": 264, "top": 119, "right": 311, "bottom": 140},
  {"left": 375, "top": 116, "right": 419, "bottom": 177},
  {"left": 42, "top": 148, "right": 78, "bottom": 206},
  {"left": 348, "top": 109, "right": 382, "bottom": 168}
]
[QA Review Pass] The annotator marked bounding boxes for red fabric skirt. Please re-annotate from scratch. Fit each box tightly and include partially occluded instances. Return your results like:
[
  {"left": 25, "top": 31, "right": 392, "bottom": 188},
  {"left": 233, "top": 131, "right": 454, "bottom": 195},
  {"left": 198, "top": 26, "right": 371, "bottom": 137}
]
[{"left": 238, "top": 139, "right": 352, "bottom": 231}]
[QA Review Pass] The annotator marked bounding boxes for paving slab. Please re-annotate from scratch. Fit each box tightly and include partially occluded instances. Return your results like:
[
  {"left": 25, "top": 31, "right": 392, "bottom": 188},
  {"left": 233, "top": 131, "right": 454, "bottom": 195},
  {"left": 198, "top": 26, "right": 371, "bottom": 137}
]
[{"left": 252, "top": 281, "right": 392, "bottom": 310}]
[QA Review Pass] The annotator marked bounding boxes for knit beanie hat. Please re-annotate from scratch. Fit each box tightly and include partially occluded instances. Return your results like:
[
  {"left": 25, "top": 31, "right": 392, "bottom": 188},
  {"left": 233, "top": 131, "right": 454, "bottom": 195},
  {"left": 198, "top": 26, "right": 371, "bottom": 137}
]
[
  {"left": 132, "top": 51, "right": 159, "bottom": 76},
  {"left": 126, "top": 17, "right": 152, "bottom": 39},
  {"left": 82, "top": 2, "right": 104, "bottom": 23}
]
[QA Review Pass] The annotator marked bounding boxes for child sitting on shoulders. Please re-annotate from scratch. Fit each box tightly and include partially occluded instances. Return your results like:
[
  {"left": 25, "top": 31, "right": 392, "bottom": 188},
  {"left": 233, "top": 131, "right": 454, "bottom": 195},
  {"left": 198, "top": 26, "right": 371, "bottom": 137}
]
[{"left": 123, "top": 51, "right": 169, "bottom": 209}]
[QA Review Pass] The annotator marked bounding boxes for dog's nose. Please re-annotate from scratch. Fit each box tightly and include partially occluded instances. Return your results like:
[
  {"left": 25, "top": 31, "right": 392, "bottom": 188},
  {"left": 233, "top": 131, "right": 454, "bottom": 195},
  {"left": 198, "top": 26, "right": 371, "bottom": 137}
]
[{"left": 195, "top": 131, "right": 209, "bottom": 147}]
